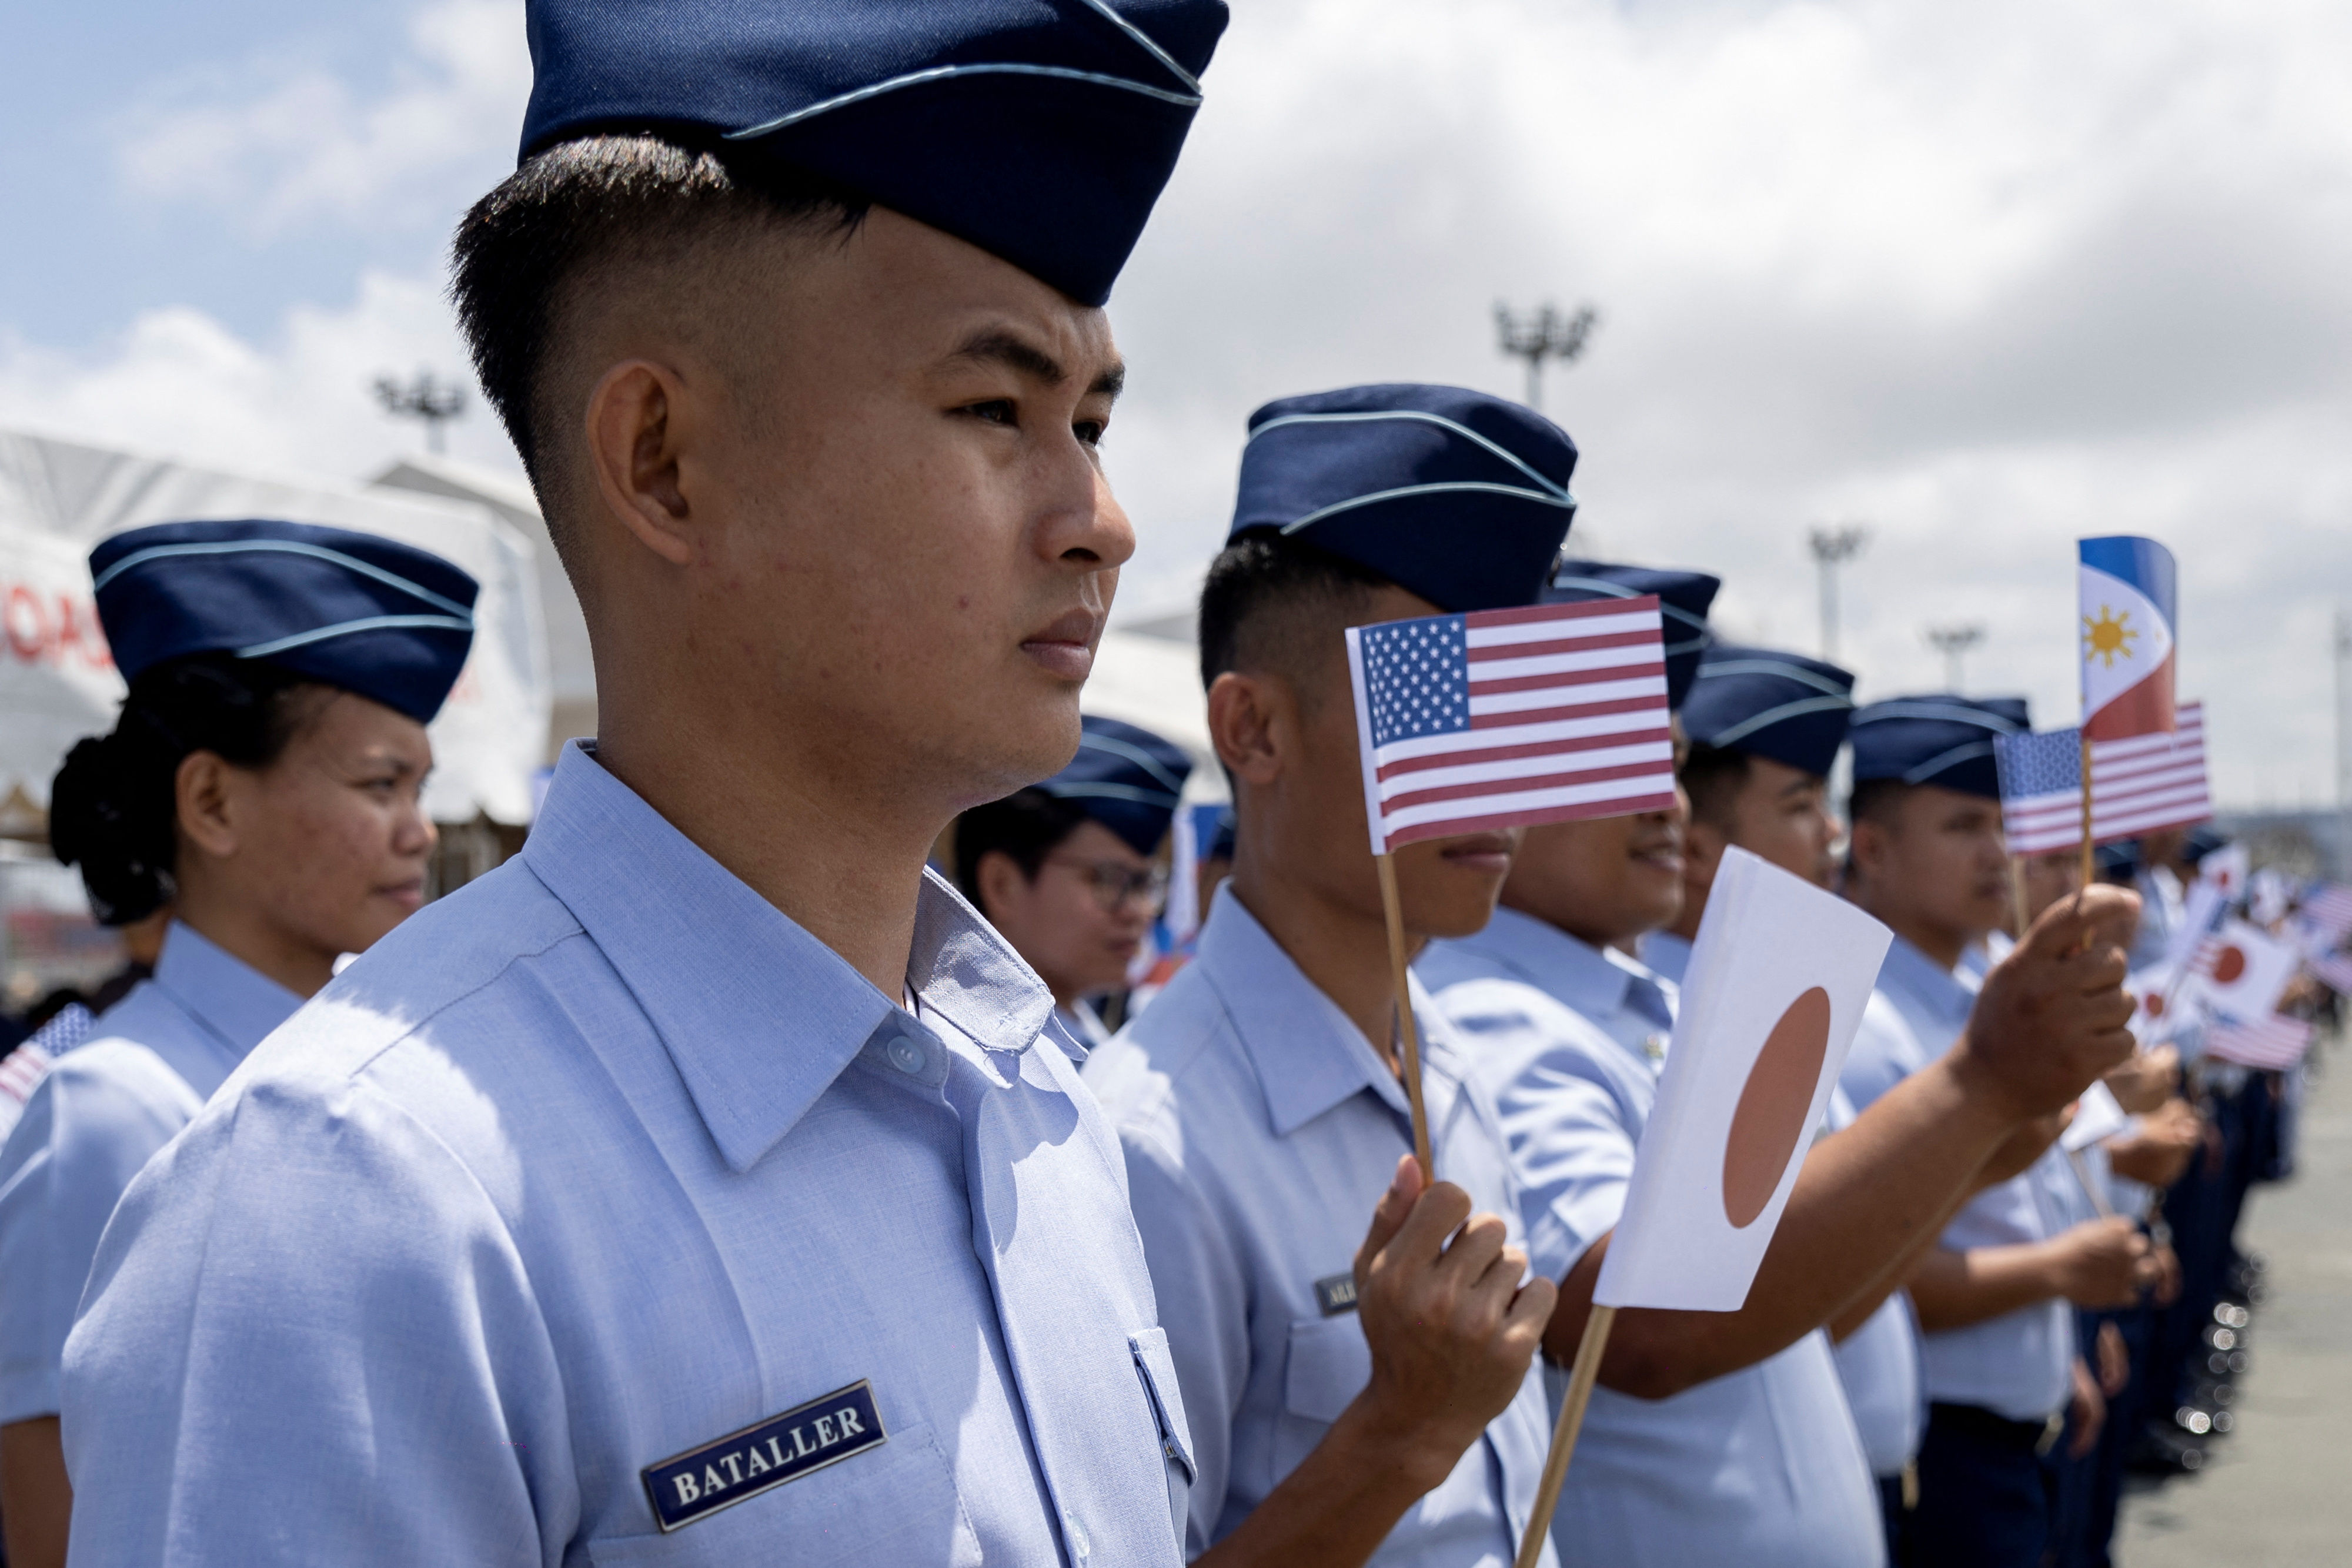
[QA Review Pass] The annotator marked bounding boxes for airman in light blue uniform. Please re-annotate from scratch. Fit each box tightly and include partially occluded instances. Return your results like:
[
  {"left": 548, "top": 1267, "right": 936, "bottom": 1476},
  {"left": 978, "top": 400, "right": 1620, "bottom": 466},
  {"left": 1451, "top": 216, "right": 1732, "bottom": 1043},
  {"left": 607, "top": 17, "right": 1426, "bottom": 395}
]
[
  {"left": 60, "top": 1, "right": 1228, "bottom": 1561},
  {"left": 0, "top": 923, "right": 298, "bottom": 1427}
]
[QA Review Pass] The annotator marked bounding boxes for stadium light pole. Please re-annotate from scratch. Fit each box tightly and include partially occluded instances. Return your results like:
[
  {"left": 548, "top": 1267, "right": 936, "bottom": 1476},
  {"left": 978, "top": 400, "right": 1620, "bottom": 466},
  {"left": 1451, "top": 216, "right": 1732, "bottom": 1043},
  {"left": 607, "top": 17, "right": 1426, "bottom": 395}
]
[
  {"left": 1494, "top": 303, "right": 1598, "bottom": 414},
  {"left": 2335, "top": 606, "right": 2351, "bottom": 874},
  {"left": 1808, "top": 525, "right": 1869, "bottom": 664},
  {"left": 373, "top": 372, "right": 467, "bottom": 456},
  {"left": 1924, "top": 623, "right": 1987, "bottom": 691}
]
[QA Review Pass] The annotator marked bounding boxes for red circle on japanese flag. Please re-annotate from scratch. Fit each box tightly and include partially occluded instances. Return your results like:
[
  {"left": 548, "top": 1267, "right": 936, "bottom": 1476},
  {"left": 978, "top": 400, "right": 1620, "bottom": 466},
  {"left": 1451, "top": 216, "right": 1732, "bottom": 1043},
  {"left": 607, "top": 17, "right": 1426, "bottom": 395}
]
[
  {"left": 2212, "top": 947, "right": 2247, "bottom": 984},
  {"left": 2143, "top": 991, "right": 2166, "bottom": 1019},
  {"left": 1723, "top": 987, "right": 1832, "bottom": 1229}
]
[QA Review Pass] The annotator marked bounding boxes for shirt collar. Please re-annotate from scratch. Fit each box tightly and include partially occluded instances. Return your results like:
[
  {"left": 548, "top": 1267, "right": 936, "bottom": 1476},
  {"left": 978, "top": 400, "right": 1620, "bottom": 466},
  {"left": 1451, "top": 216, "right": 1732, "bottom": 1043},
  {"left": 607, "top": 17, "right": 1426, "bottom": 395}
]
[
  {"left": 148, "top": 920, "right": 304, "bottom": 1064},
  {"left": 1448, "top": 905, "right": 1646, "bottom": 1021},
  {"left": 523, "top": 743, "right": 1054, "bottom": 1172},
  {"left": 1875, "top": 932, "right": 1979, "bottom": 1027},
  {"left": 1194, "top": 884, "right": 1428, "bottom": 1138}
]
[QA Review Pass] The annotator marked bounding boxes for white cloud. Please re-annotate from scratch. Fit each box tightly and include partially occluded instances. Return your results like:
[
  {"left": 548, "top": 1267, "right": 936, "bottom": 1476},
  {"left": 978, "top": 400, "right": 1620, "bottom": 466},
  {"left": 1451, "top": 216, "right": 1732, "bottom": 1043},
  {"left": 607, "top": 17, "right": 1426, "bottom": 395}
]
[
  {"left": 0, "top": 271, "right": 522, "bottom": 482},
  {"left": 115, "top": 0, "right": 527, "bottom": 235},
  {"left": 19, "top": 0, "right": 2352, "bottom": 810}
]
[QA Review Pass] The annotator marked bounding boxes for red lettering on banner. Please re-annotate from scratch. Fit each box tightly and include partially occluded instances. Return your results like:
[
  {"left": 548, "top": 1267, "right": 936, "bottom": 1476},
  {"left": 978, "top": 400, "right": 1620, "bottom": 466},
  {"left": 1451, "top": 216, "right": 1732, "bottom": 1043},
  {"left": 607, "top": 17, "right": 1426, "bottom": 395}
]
[
  {"left": 53, "top": 594, "right": 111, "bottom": 670},
  {"left": 5, "top": 585, "right": 48, "bottom": 662}
]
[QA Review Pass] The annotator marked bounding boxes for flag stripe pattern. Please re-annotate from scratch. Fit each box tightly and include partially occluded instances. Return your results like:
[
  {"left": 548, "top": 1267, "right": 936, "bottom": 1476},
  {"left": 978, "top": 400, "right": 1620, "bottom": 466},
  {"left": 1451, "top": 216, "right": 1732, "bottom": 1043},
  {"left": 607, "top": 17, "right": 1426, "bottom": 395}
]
[
  {"left": 2310, "top": 952, "right": 2352, "bottom": 997},
  {"left": 1994, "top": 702, "right": 2210, "bottom": 854},
  {"left": 2202, "top": 1014, "right": 2316, "bottom": 1072},
  {"left": 2299, "top": 883, "right": 2352, "bottom": 943},
  {"left": 1348, "top": 597, "right": 1676, "bottom": 852}
]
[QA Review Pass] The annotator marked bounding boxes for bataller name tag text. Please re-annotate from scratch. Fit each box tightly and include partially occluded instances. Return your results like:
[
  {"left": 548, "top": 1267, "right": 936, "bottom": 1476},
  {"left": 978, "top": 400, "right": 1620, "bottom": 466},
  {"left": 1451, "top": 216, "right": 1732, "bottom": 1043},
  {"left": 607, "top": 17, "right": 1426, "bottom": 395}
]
[{"left": 641, "top": 1380, "right": 887, "bottom": 1531}]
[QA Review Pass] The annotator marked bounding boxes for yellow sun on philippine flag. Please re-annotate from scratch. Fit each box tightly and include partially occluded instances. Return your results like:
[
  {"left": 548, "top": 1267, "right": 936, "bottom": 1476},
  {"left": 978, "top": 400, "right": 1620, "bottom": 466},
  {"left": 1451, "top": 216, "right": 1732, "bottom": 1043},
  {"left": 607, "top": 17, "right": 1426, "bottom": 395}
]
[{"left": 2083, "top": 605, "right": 2138, "bottom": 668}]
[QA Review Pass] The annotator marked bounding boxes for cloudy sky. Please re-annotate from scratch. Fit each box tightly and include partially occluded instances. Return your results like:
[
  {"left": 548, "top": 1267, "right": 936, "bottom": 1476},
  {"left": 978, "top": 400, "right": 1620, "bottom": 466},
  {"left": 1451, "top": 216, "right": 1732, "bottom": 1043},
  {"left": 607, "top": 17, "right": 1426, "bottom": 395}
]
[{"left": 7, "top": 0, "right": 2350, "bottom": 808}]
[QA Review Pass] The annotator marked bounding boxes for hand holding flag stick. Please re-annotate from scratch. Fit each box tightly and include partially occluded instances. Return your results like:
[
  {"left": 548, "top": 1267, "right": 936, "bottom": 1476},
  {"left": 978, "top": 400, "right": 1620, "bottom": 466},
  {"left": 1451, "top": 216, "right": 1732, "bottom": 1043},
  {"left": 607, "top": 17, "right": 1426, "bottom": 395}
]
[{"left": 1346, "top": 596, "right": 1679, "bottom": 1183}]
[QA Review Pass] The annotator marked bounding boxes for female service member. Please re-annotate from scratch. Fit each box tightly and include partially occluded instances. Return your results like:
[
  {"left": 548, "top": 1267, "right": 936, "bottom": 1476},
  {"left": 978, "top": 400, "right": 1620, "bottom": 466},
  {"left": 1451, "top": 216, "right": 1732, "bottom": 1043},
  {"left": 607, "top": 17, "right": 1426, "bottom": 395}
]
[{"left": 0, "top": 519, "right": 476, "bottom": 1568}]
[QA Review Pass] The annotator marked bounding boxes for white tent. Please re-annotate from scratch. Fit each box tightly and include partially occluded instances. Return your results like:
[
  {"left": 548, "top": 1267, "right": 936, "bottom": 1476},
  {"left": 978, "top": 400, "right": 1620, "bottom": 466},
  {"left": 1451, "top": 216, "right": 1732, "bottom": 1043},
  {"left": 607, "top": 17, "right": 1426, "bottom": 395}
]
[{"left": 0, "top": 429, "right": 550, "bottom": 827}]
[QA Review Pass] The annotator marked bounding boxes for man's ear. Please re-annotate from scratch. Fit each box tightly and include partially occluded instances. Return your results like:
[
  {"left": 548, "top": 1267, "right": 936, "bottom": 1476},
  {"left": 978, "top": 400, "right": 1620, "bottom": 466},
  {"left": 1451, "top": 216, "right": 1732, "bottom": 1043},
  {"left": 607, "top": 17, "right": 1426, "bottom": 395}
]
[
  {"left": 974, "top": 848, "right": 1027, "bottom": 927},
  {"left": 1206, "top": 670, "right": 1289, "bottom": 788},
  {"left": 1847, "top": 815, "right": 1890, "bottom": 884},
  {"left": 174, "top": 751, "right": 242, "bottom": 861},
  {"left": 586, "top": 360, "right": 699, "bottom": 567}
]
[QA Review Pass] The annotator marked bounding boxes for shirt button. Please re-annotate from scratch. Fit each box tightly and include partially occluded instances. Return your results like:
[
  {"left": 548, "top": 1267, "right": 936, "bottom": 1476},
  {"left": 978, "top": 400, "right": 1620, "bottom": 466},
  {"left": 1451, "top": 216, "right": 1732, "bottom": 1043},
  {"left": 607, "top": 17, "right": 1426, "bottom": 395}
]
[
  {"left": 1063, "top": 1510, "right": 1091, "bottom": 1561},
  {"left": 886, "top": 1034, "right": 927, "bottom": 1074}
]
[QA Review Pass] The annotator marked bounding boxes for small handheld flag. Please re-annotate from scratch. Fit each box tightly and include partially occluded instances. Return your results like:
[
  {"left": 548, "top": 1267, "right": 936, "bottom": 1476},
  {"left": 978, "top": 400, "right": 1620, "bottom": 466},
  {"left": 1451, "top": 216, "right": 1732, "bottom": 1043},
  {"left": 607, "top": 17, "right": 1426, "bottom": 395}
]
[
  {"left": 2187, "top": 920, "right": 2300, "bottom": 1024},
  {"left": 1515, "top": 849, "right": 1890, "bottom": 1567},
  {"left": 2203, "top": 1014, "right": 2316, "bottom": 1072},
  {"left": 1346, "top": 597, "right": 1675, "bottom": 854},
  {"left": 1994, "top": 703, "right": 2211, "bottom": 854},
  {"left": 2078, "top": 536, "right": 2178, "bottom": 742}
]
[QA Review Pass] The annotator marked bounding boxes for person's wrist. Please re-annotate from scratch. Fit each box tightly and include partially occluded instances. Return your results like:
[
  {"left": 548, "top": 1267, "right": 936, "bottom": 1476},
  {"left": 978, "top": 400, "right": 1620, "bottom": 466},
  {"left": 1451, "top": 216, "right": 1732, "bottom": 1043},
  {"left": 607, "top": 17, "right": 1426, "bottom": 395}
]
[
  {"left": 1922, "top": 1047, "right": 2030, "bottom": 1141},
  {"left": 1334, "top": 1386, "right": 1475, "bottom": 1495}
]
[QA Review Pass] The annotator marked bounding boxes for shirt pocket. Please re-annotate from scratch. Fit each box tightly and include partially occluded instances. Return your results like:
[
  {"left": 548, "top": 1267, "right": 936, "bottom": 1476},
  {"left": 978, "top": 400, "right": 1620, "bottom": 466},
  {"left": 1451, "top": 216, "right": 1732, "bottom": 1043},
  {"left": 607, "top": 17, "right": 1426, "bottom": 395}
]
[
  {"left": 584, "top": 1423, "right": 981, "bottom": 1567},
  {"left": 1274, "top": 1315, "right": 1372, "bottom": 1476},
  {"left": 1130, "top": 1327, "right": 1196, "bottom": 1552}
]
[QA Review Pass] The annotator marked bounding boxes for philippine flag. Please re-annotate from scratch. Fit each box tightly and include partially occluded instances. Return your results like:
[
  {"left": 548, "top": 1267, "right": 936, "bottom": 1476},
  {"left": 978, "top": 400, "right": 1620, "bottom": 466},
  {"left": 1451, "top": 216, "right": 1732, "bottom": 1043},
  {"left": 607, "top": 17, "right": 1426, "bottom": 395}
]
[{"left": 2079, "top": 536, "right": 2178, "bottom": 741}]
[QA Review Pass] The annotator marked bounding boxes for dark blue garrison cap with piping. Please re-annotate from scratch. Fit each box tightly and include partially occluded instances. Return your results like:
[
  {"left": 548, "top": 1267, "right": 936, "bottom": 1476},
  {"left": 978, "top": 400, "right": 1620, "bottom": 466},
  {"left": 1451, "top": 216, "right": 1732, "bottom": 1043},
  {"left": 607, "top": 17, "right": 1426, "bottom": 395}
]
[
  {"left": 1037, "top": 716, "right": 1194, "bottom": 855},
  {"left": 519, "top": 0, "right": 1228, "bottom": 307},
  {"left": 1544, "top": 561, "right": 1720, "bottom": 710},
  {"left": 90, "top": 520, "right": 479, "bottom": 724},
  {"left": 1229, "top": 383, "right": 1578, "bottom": 614},
  {"left": 1683, "top": 645, "right": 1856, "bottom": 779},
  {"left": 1848, "top": 694, "right": 2029, "bottom": 801}
]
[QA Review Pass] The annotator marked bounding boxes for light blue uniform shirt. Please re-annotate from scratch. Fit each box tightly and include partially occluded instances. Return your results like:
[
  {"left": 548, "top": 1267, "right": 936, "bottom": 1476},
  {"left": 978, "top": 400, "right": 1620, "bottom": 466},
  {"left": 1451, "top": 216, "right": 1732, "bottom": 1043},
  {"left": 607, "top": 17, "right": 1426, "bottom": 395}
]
[
  {"left": 1644, "top": 914, "right": 1923, "bottom": 1479},
  {"left": 1422, "top": 908, "right": 1883, "bottom": 1568},
  {"left": 0, "top": 921, "right": 298, "bottom": 1424},
  {"left": 1083, "top": 887, "right": 1556, "bottom": 1568},
  {"left": 1840, "top": 936, "right": 2074, "bottom": 1423},
  {"left": 64, "top": 743, "right": 1192, "bottom": 1567}
]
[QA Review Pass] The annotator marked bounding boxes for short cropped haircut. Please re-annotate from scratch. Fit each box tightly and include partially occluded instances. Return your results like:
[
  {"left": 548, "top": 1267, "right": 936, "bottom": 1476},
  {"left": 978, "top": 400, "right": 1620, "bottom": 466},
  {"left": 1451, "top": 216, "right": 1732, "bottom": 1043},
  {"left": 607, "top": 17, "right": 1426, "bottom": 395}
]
[
  {"left": 1678, "top": 743, "right": 1752, "bottom": 830},
  {"left": 953, "top": 788, "right": 1090, "bottom": 915},
  {"left": 1845, "top": 776, "right": 1909, "bottom": 828},
  {"left": 1196, "top": 533, "right": 1392, "bottom": 704},
  {"left": 449, "top": 135, "right": 867, "bottom": 562}
]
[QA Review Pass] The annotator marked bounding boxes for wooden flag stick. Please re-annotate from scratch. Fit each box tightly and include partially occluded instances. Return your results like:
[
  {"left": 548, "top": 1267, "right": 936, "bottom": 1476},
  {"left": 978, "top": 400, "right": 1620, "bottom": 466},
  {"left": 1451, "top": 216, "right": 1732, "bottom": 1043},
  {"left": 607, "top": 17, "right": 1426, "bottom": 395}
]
[
  {"left": 2065, "top": 1147, "right": 2116, "bottom": 1218},
  {"left": 2009, "top": 854, "right": 2032, "bottom": 940},
  {"left": 1374, "top": 852, "right": 1436, "bottom": 1183},
  {"left": 1515, "top": 1303, "right": 1619, "bottom": 1568},
  {"left": 2077, "top": 733, "right": 2097, "bottom": 895}
]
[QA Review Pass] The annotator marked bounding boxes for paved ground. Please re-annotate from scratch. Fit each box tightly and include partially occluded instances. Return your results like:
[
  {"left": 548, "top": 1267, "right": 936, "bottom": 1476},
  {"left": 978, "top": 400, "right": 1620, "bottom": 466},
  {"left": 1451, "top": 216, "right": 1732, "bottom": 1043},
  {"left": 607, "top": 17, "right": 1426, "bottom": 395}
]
[{"left": 2116, "top": 1038, "right": 2352, "bottom": 1564}]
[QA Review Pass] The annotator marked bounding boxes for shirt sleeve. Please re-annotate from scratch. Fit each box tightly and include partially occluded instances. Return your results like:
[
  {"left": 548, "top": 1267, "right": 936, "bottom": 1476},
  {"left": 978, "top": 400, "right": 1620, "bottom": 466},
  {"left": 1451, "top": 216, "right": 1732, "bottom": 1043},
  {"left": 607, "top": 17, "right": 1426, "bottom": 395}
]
[
  {"left": 1836, "top": 994, "right": 1922, "bottom": 1114},
  {"left": 1439, "top": 985, "right": 1640, "bottom": 1286},
  {"left": 60, "top": 1074, "right": 579, "bottom": 1566},
  {"left": 0, "top": 1047, "right": 193, "bottom": 1423},
  {"left": 1115, "top": 1127, "right": 1249, "bottom": 1560}
]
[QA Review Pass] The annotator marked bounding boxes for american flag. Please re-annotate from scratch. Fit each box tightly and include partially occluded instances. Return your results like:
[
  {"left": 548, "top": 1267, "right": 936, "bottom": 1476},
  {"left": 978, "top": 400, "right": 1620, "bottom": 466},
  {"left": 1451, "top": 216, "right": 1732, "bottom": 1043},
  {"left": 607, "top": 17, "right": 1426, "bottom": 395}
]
[
  {"left": 2202, "top": 1013, "right": 2316, "bottom": 1072},
  {"left": 2309, "top": 952, "right": 2352, "bottom": 998},
  {"left": 2298, "top": 882, "right": 2352, "bottom": 943},
  {"left": 1992, "top": 701, "right": 2210, "bottom": 855},
  {"left": 1346, "top": 596, "right": 1676, "bottom": 853}
]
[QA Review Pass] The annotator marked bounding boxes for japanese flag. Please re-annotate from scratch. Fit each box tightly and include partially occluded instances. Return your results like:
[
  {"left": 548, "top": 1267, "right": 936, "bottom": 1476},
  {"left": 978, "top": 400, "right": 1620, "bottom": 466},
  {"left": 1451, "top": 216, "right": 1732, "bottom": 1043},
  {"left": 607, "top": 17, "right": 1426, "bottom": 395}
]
[
  {"left": 2188, "top": 920, "right": 2300, "bottom": 1024},
  {"left": 1594, "top": 849, "right": 1892, "bottom": 1312}
]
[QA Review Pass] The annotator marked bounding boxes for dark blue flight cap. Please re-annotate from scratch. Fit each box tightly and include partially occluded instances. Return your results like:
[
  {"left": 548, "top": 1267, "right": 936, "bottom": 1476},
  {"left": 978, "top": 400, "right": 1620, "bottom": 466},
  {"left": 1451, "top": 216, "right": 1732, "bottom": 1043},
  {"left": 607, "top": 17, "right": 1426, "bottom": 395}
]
[
  {"left": 1683, "top": 645, "right": 1856, "bottom": 778},
  {"left": 1039, "top": 716, "right": 1193, "bottom": 855},
  {"left": 519, "top": 0, "right": 1228, "bottom": 307},
  {"left": 2180, "top": 823, "right": 2229, "bottom": 866},
  {"left": 90, "top": 520, "right": 479, "bottom": 724},
  {"left": 1545, "top": 561, "right": 1720, "bottom": 710},
  {"left": 1229, "top": 384, "right": 1578, "bottom": 614},
  {"left": 1848, "top": 694, "right": 2030, "bottom": 800}
]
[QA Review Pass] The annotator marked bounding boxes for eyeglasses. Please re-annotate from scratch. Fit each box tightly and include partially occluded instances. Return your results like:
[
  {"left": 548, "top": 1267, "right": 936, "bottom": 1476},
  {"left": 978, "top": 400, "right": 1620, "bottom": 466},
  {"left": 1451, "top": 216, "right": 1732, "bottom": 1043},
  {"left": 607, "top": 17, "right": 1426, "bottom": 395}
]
[{"left": 1047, "top": 856, "right": 1169, "bottom": 913}]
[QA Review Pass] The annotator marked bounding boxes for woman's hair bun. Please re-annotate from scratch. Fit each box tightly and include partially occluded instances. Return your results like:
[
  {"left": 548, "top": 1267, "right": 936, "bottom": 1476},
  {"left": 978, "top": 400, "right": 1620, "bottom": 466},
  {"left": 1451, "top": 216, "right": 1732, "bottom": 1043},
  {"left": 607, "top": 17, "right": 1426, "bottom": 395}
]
[{"left": 48, "top": 654, "right": 314, "bottom": 928}]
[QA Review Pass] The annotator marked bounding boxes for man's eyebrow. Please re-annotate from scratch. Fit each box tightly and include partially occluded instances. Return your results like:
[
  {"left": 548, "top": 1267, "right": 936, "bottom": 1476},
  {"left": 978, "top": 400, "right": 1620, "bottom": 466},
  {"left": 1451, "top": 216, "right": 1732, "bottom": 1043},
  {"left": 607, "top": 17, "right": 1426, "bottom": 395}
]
[
  {"left": 948, "top": 329, "right": 1126, "bottom": 403},
  {"left": 949, "top": 329, "right": 1067, "bottom": 386}
]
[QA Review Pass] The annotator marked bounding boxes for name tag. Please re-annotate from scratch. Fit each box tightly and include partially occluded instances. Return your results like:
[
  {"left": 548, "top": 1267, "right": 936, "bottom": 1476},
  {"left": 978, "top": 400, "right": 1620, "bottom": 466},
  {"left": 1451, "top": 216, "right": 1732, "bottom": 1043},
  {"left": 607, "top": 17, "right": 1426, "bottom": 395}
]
[
  {"left": 641, "top": 1380, "right": 887, "bottom": 1532},
  {"left": 1314, "top": 1272, "right": 1359, "bottom": 1316}
]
